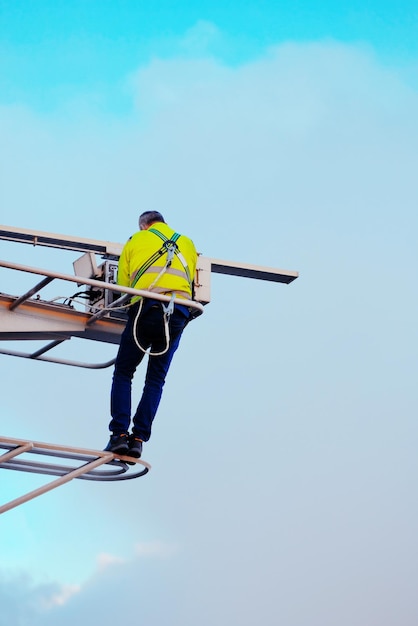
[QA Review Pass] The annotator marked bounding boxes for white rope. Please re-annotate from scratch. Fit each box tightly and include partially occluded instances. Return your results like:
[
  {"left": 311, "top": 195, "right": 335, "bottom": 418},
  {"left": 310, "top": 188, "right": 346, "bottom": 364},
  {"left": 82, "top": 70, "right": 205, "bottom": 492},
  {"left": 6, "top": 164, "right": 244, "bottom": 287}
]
[
  {"left": 131, "top": 240, "right": 180, "bottom": 356},
  {"left": 132, "top": 296, "right": 174, "bottom": 357},
  {"left": 90, "top": 302, "right": 132, "bottom": 314},
  {"left": 46, "top": 296, "right": 132, "bottom": 314}
]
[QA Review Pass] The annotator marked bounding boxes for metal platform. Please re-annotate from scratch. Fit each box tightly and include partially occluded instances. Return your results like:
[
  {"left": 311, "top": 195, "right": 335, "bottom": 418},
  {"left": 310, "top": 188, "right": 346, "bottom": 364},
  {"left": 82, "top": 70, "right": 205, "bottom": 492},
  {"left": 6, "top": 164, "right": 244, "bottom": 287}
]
[
  {"left": 0, "top": 225, "right": 298, "bottom": 368},
  {"left": 0, "top": 258, "right": 205, "bottom": 367},
  {"left": 0, "top": 436, "right": 151, "bottom": 514},
  {"left": 0, "top": 225, "right": 298, "bottom": 512}
]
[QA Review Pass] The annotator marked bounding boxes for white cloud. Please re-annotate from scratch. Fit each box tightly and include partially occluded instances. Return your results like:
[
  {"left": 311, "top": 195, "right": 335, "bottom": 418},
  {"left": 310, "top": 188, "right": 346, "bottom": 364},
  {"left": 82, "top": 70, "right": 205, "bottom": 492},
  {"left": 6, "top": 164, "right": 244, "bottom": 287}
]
[
  {"left": 134, "top": 540, "right": 179, "bottom": 558},
  {"left": 179, "top": 20, "right": 222, "bottom": 56},
  {"left": 42, "top": 583, "right": 81, "bottom": 608},
  {"left": 2, "top": 39, "right": 417, "bottom": 250},
  {"left": 96, "top": 552, "right": 126, "bottom": 570},
  {"left": 0, "top": 540, "right": 180, "bottom": 625},
  {"left": 1, "top": 39, "right": 418, "bottom": 626},
  {"left": 0, "top": 571, "right": 69, "bottom": 625}
]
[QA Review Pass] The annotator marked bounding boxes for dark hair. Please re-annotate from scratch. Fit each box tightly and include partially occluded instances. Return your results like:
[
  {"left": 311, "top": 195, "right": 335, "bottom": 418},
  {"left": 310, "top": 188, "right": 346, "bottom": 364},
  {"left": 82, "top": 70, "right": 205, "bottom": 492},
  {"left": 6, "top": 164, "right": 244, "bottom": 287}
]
[{"left": 139, "top": 211, "right": 166, "bottom": 229}]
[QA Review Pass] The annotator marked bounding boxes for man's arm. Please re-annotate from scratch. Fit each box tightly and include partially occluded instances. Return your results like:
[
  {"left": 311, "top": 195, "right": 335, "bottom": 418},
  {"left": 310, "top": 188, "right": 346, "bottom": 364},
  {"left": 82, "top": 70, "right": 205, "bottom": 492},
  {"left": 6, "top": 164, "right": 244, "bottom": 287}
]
[{"left": 117, "top": 240, "right": 131, "bottom": 287}]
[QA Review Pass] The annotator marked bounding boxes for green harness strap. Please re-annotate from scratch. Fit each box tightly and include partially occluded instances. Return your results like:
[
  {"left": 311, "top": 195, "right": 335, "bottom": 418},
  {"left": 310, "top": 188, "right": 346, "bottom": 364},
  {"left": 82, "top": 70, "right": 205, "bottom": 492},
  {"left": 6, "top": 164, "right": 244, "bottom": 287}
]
[
  {"left": 148, "top": 228, "right": 193, "bottom": 287},
  {"left": 131, "top": 228, "right": 192, "bottom": 289}
]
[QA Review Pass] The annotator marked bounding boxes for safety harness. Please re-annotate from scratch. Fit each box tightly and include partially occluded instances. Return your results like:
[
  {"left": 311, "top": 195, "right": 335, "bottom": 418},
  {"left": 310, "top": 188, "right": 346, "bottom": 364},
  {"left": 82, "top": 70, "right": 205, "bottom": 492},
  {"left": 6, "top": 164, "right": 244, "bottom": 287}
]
[
  {"left": 131, "top": 228, "right": 192, "bottom": 357},
  {"left": 131, "top": 228, "right": 192, "bottom": 292}
]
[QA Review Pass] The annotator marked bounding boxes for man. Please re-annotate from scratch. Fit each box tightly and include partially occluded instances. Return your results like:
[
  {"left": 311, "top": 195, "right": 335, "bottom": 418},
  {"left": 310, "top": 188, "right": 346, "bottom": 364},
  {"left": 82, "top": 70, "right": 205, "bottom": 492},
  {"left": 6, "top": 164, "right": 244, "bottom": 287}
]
[{"left": 105, "top": 211, "right": 198, "bottom": 458}]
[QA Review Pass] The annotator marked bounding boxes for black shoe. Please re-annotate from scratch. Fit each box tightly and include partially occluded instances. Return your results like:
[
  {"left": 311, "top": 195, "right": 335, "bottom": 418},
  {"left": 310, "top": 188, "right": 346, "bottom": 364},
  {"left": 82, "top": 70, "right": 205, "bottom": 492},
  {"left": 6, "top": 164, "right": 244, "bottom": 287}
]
[
  {"left": 128, "top": 435, "right": 143, "bottom": 458},
  {"left": 104, "top": 433, "right": 129, "bottom": 455}
]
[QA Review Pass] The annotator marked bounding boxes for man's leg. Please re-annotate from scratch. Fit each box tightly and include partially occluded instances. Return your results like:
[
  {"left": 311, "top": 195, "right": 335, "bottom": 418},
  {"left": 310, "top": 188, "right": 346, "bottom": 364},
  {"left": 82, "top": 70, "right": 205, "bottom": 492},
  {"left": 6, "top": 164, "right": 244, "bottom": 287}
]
[
  {"left": 109, "top": 309, "right": 146, "bottom": 435},
  {"left": 131, "top": 309, "right": 188, "bottom": 442}
]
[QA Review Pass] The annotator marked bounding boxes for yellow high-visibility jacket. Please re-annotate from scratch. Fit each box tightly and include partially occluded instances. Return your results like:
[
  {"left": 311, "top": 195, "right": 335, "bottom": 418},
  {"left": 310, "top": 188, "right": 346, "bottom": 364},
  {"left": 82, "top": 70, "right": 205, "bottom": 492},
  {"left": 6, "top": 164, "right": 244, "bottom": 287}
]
[{"left": 117, "top": 222, "right": 197, "bottom": 302}]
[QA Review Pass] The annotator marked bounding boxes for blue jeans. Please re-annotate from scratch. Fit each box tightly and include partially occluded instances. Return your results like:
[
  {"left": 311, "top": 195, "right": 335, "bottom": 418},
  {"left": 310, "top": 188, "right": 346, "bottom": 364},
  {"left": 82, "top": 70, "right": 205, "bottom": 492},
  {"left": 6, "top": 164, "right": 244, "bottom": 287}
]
[{"left": 109, "top": 299, "right": 190, "bottom": 441}]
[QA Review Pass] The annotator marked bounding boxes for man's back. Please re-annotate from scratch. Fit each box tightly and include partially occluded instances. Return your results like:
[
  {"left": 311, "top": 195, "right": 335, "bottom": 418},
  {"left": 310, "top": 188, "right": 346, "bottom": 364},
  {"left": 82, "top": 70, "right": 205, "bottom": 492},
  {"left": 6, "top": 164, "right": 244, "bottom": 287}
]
[{"left": 117, "top": 221, "right": 197, "bottom": 301}]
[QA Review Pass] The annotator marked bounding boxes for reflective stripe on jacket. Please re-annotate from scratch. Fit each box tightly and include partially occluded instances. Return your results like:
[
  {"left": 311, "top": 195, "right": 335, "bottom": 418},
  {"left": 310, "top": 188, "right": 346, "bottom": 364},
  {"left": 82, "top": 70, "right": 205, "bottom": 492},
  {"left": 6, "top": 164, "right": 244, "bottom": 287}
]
[{"left": 117, "top": 222, "right": 197, "bottom": 301}]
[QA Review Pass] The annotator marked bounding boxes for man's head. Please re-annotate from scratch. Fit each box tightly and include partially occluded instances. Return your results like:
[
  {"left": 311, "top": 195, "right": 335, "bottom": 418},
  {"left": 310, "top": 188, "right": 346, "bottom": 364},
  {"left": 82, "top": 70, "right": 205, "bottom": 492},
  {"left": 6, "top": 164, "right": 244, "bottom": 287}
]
[{"left": 139, "top": 211, "right": 166, "bottom": 230}]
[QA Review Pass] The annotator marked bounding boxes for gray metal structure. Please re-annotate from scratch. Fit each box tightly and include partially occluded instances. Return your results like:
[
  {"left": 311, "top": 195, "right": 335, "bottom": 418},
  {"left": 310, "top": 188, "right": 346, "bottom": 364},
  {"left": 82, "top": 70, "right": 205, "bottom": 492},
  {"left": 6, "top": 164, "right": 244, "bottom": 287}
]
[
  {"left": 0, "top": 225, "right": 297, "bottom": 367},
  {"left": 0, "top": 436, "right": 150, "bottom": 515},
  {"left": 0, "top": 225, "right": 298, "bottom": 512}
]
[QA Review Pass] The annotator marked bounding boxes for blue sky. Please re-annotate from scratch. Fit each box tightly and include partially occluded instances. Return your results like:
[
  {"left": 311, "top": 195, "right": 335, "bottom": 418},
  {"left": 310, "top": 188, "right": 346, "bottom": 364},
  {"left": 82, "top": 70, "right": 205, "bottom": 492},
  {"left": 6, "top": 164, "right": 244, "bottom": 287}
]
[
  {"left": 1, "top": 1, "right": 418, "bottom": 625},
  {"left": 2, "top": 0, "right": 418, "bottom": 112}
]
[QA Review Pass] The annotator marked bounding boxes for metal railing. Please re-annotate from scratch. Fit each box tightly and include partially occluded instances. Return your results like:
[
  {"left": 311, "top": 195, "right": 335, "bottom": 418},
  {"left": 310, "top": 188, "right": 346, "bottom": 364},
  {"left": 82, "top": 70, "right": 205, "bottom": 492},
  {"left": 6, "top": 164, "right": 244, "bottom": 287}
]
[
  {"left": 0, "top": 435, "right": 151, "bottom": 514},
  {"left": 0, "top": 258, "right": 204, "bottom": 368}
]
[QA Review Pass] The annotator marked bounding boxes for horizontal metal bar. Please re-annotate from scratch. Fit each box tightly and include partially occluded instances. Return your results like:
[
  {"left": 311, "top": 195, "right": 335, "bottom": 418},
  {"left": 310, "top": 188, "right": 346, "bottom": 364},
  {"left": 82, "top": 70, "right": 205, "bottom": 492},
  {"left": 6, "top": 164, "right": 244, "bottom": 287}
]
[
  {"left": 0, "top": 442, "right": 132, "bottom": 474},
  {"left": 0, "top": 435, "right": 124, "bottom": 460},
  {"left": 0, "top": 347, "right": 116, "bottom": 369},
  {"left": 0, "top": 225, "right": 299, "bottom": 284},
  {"left": 0, "top": 225, "right": 123, "bottom": 257},
  {"left": 210, "top": 259, "right": 298, "bottom": 284},
  {"left": 0, "top": 436, "right": 151, "bottom": 471},
  {"left": 1, "top": 457, "right": 127, "bottom": 477},
  {"left": 0, "top": 436, "right": 151, "bottom": 513},
  {"left": 1, "top": 459, "right": 149, "bottom": 481},
  {"left": 0, "top": 259, "right": 205, "bottom": 315}
]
